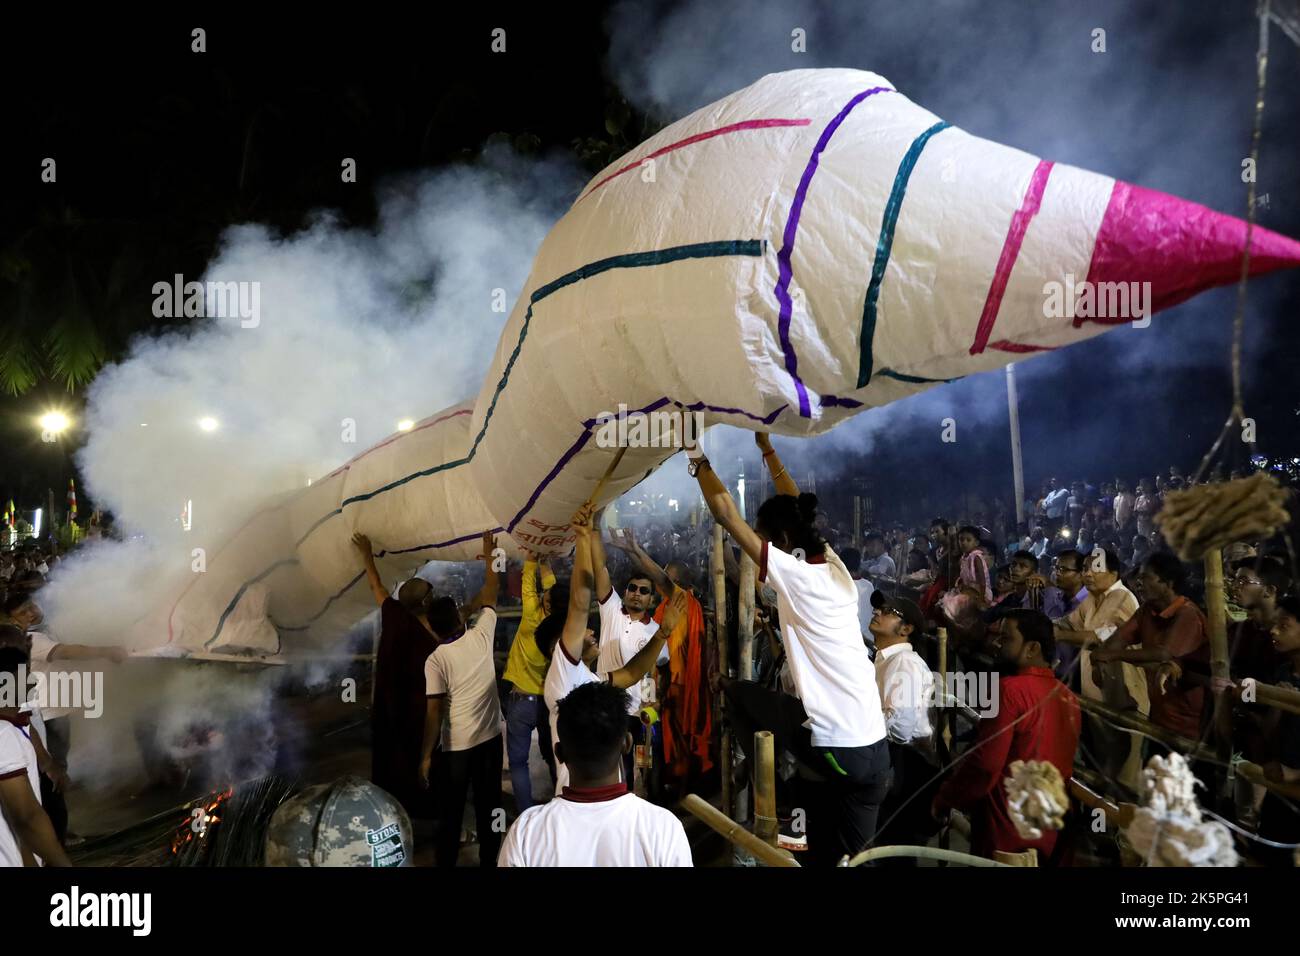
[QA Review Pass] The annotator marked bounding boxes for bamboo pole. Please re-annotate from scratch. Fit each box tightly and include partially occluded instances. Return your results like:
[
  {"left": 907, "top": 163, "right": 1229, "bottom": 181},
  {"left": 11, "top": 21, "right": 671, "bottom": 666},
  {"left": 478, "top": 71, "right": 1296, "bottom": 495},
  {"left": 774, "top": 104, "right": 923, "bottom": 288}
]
[
  {"left": 712, "top": 523, "right": 732, "bottom": 823},
  {"left": 584, "top": 445, "right": 629, "bottom": 508},
  {"left": 1069, "top": 777, "right": 1137, "bottom": 829},
  {"left": 1249, "top": 679, "right": 1300, "bottom": 717},
  {"left": 1204, "top": 549, "right": 1232, "bottom": 763},
  {"left": 754, "top": 731, "right": 778, "bottom": 846},
  {"left": 738, "top": 553, "right": 755, "bottom": 681},
  {"left": 935, "top": 626, "right": 951, "bottom": 856},
  {"left": 1076, "top": 697, "right": 1218, "bottom": 762},
  {"left": 1076, "top": 696, "right": 1297, "bottom": 800},
  {"left": 1006, "top": 365, "right": 1025, "bottom": 527},
  {"left": 936, "top": 627, "right": 952, "bottom": 757},
  {"left": 1167, "top": 668, "right": 1300, "bottom": 718},
  {"left": 679, "top": 794, "right": 799, "bottom": 868},
  {"left": 733, "top": 550, "right": 755, "bottom": 848},
  {"left": 844, "top": 844, "right": 1006, "bottom": 867}
]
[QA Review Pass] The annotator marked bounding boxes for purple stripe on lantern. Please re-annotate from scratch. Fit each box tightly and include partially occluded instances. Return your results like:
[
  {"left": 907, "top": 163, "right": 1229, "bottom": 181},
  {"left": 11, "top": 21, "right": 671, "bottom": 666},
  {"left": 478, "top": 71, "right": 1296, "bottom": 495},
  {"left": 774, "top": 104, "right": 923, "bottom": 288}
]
[{"left": 774, "top": 85, "right": 894, "bottom": 418}]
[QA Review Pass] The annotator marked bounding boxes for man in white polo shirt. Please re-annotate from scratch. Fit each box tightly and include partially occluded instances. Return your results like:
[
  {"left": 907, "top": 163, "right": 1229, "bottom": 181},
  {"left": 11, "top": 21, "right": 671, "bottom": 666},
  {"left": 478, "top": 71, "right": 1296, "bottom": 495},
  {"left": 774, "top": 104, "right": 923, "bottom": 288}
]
[
  {"left": 535, "top": 506, "right": 685, "bottom": 795},
  {"left": 419, "top": 531, "right": 502, "bottom": 867},
  {"left": 499, "top": 680, "right": 692, "bottom": 866},
  {"left": 590, "top": 511, "right": 667, "bottom": 785},
  {"left": 0, "top": 646, "right": 71, "bottom": 866}
]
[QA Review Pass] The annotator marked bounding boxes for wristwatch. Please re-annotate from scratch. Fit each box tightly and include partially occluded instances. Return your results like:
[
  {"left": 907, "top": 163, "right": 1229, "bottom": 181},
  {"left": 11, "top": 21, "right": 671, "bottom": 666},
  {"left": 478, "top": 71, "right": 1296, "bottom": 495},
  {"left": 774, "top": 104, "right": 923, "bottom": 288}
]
[{"left": 687, "top": 455, "right": 710, "bottom": 477}]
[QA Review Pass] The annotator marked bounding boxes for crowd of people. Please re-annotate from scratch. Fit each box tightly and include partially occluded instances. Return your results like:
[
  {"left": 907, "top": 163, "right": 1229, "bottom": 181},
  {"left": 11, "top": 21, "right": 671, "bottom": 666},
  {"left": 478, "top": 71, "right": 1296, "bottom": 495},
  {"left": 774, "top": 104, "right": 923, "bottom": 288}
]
[{"left": 348, "top": 433, "right": 1300, "bottom": 868}]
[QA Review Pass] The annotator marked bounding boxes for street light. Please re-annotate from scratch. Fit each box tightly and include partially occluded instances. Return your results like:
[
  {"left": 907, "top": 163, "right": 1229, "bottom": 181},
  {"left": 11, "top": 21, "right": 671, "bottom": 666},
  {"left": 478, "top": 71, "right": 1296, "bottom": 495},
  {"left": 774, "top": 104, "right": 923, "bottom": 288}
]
[
  {"left": 397, "top": 419, "right": 415, "bottom": 432},
  {"left": 198, "top": 417, "right": 219, "bottom": 432},
  {"left": 39, "top": 411, "right": 71, "bottom": 436}
]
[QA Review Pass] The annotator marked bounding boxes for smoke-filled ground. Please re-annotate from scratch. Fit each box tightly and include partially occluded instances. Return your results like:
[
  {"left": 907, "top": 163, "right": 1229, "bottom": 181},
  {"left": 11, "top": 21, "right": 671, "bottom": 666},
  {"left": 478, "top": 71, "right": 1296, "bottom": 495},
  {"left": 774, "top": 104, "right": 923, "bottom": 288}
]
[{"left": 63, "top": 647, "right": 739, "bottom": 867}]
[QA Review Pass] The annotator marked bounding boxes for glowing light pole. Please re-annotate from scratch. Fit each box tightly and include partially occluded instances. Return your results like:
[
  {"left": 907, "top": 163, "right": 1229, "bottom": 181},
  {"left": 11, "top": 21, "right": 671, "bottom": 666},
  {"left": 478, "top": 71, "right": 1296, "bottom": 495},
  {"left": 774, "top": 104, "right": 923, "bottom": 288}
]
[{"left": 1006, "top": 366, "right": 1025, "bottom": 527}]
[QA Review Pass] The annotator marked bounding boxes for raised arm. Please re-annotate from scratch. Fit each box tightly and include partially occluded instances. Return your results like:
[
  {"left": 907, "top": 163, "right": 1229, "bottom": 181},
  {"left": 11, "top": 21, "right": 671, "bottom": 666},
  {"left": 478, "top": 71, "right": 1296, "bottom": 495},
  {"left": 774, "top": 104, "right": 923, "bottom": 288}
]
[
  {"left": 462, "top": 530, "right": 500, "bottom": 618},
  {"left": 756, "top": 432, "right": 799, "bottom": 497},
  {"left": 590, "top": 509, "right": 613, "bottom": 602},
  {"left": 560, "top": 507, "right": 596, "bottom": 664},
  {"left": 352, "top": 532, "right": 390, "bottom": 607},
  {"left": 44, "top": 643, "right": 130, "bottom": 664},
  {"left": 607, "top": 527, "right": 672, "bottom": 599},
  {"left": 611, "top": 588, "right": 687, "bottom": 689},
  {"left": 539, "top": 557, "right": 557, "bottom": 592},
  {"left": 687, "top": 445, "right": 765, "bottom": 566},
  {"left": 520, "top": 556, "right": 543, "bottom": 628}
]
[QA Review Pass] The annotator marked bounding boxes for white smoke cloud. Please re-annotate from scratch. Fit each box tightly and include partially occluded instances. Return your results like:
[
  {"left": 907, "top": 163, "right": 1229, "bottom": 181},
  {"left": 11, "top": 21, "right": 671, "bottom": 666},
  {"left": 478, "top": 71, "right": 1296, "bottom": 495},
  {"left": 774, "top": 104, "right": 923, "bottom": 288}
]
[
  {"left": 40, "top": 147, "right": 582, "bottom": 795},
  {"left": 43, "top": 145, "right": 583, "bottom": 648}
]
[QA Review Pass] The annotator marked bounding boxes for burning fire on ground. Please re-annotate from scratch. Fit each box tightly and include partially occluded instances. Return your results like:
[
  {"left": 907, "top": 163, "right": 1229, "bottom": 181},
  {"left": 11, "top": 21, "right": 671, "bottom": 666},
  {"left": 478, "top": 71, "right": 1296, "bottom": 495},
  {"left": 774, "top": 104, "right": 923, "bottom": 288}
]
[{"left": 171, "top": 787, "right": 234, "bottom": 856}]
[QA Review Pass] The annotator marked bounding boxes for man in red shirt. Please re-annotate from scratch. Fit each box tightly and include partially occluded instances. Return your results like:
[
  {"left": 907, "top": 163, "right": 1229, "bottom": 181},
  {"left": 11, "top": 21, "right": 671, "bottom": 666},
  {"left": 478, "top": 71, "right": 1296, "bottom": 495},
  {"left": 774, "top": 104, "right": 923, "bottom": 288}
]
[
  {"left": 1091, "top": 553, "right": 1208, "bottom": 741},
  {"left": 933, "top": 610, "right": 1080, "bottom": 862}
]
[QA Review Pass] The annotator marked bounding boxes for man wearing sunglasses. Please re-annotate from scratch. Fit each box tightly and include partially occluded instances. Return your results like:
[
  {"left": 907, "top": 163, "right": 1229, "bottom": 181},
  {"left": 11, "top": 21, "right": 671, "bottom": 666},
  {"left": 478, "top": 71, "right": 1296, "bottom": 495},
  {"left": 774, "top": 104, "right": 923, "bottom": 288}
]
[{"left": 590, "top": 511, "right": 666, "bottom": 788}]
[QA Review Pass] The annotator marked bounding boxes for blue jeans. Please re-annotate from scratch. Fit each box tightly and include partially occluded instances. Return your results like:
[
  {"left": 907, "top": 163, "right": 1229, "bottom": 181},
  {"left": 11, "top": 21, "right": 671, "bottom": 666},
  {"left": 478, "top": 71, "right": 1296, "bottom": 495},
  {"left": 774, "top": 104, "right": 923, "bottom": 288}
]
[{"left": 505, "top": 690, "right": 555, "bottom": 812}]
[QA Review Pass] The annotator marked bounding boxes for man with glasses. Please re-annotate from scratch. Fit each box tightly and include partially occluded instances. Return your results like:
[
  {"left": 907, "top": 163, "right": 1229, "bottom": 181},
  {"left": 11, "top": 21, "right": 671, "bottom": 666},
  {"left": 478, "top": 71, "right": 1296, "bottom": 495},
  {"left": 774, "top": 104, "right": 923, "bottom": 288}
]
[
  {"left": 590, "top": 512, "right": 666, "bottom": 788},
  {"left": 1051, "top": 548, "right": 1144, "bottom": 787},
  {"left": 1048, "top": 550, "right": 1089, "bottom": 682},
  {"left": 867, "top": 592, "right": 937, "bottom": 853},
  {"left": 1223, "top": 556, "right": 1291, "bottom": 830},
  {"left": 1229, "top": 556, "right": 1290, "bottom": 682}
]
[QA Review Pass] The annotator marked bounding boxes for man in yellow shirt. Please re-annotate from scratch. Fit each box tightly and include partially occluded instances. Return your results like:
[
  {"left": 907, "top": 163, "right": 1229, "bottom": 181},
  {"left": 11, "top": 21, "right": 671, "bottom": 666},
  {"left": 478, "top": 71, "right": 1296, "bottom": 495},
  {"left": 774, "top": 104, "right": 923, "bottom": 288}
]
[{"left": 503, "top": 556, "right": 564, "bottom": 811}]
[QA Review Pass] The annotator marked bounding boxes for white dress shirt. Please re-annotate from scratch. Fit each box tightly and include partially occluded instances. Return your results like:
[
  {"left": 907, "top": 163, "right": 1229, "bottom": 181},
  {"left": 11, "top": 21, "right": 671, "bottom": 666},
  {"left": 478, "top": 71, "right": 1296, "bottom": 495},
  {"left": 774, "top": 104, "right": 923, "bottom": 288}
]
[{"left": 874, "top": 642, "right": 934, "bottom": 744}]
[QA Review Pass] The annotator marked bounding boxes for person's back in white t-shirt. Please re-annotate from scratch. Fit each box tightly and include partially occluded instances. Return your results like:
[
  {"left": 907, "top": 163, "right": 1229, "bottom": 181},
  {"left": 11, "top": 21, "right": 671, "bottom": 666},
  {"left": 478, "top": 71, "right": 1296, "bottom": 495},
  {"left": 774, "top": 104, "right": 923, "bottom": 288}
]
[
  {"left": 760, "top": 541, "right": 886, "bottom": 748},
  {"left": 543, "top": 639, "right": 602, "bottom": 793},
  {"left": 498, "top": 786, "right": 691, "bottom": 866},
  {"left": 423, "top": 608, "right": 501, "bottom": 752}
]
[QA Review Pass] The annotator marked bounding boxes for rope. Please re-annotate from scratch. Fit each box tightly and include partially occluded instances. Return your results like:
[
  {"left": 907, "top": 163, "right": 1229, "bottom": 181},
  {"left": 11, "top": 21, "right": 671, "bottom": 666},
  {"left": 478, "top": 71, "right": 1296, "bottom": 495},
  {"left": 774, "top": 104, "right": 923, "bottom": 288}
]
[
  {"left": 1192, "top": 0, "right": 1272, "bottom": 483},
  {"left": 1154, "top": 472, "right": 1289, "bottom": 561}
]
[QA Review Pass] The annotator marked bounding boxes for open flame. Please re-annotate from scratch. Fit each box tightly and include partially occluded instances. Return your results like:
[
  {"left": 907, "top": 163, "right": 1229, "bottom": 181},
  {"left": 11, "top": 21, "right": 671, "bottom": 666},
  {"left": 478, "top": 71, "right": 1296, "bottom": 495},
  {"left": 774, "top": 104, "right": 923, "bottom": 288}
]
[{"left": 170, "top": 786, "right": 234, "bottom": 856}]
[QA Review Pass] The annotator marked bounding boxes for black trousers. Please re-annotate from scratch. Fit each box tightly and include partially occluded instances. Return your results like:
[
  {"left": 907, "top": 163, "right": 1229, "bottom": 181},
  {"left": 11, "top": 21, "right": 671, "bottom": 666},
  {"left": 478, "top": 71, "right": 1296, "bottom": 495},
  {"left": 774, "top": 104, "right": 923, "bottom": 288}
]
[
  {"left": 622, "top": 715, "right": 642, "bottom": 790},
  {"left": 41, "top": 716, "right": 71, "bottom": 843},
  {"left": 725, "top": 680, "right": 891, "bottom": 867},
  {"left": 435, "top": 733, "right": 503, "bottom": 868},
  {"left": 875, "top": 742, "right": 943, "bottom": 858}
]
